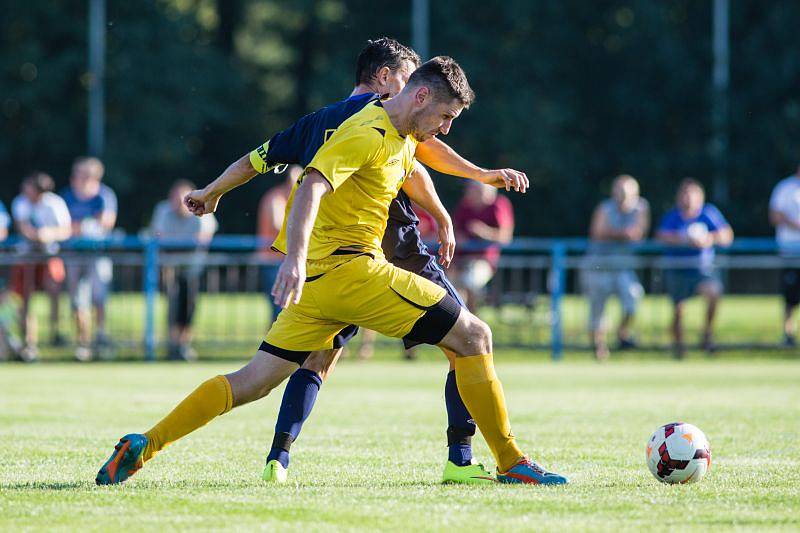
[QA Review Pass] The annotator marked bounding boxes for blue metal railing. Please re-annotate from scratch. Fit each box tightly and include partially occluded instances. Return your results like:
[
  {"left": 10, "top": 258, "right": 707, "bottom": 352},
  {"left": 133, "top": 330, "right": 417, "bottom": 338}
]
[{"left": 0, "top": 235, "right": 792, "bottom": 360}]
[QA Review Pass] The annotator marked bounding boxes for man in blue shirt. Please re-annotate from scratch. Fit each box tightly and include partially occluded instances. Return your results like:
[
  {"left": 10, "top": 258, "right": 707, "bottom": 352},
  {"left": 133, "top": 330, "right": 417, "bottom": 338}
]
[
  {"left": 656, "top": 178, "right": 733, "bottom": 358},
  {"left": 60, "top": 157, "right": 118, "bottom": 361}
]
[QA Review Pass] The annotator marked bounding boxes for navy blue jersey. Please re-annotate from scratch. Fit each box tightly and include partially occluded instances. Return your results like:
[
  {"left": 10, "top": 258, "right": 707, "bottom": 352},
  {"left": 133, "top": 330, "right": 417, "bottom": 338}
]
[{"left": 248, "top": 92, "right": 418, "bottom": 227}]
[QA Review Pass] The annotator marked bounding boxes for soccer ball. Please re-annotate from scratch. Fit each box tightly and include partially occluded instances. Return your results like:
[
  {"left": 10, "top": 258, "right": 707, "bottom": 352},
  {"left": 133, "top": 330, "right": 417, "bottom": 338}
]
[{"left": 646, "top": 422, "right": 711, "bottom": 484}]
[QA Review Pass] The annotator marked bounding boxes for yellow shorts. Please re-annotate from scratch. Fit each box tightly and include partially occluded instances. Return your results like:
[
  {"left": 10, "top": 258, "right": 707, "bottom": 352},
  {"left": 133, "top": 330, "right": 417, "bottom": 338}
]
[{"left": 264, "top": 253, "right": 448, "bottom": 353}]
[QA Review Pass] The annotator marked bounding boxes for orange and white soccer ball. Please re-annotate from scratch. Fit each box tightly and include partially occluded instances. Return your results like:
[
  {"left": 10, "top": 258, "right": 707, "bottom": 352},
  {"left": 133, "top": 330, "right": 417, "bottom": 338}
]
[{"left": 646, "top": 422, "right": 711, "bottom": 484}]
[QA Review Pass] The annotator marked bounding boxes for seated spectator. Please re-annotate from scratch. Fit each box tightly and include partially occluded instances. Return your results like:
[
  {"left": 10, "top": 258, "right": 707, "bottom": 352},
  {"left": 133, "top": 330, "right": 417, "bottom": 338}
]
[
  {"left": 581, "top": 175, "right": 649, "bottom": 360},
  {"left": 257, "top": 165, "right": 299, "bottom": 325},
  {"left": 768, "top": 166, "right": 800, "bottom": 346},
  {"left": 151, "top": 180, "right": 218, "bottom": 361},
  {"left": 11, "top": 172, "right": 72, "bottom": 361},
  {"left": 452, "top": 181, "right": 514, "bottom": 312},
  {"left": 656, "top": 178, "right": 733, "bottom": 359},
  {"left": 61, "top": 157, "right": 117, "bottom": 361}
]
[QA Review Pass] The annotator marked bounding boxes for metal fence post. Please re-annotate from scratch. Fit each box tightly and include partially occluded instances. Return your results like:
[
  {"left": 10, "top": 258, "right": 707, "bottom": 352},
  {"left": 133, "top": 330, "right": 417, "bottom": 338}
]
[
  {"left": 143, "top": 237, "right": 159, "bottom": 361},
  {"left": 549, "top": 241, "right": 566, "bottom": 361}
]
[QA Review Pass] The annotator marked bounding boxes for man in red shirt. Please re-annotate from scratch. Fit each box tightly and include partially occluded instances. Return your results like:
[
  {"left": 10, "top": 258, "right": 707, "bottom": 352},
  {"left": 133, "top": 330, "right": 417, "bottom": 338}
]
[{"left": 453, "top": 181, "right": 514, "bottom": 311}]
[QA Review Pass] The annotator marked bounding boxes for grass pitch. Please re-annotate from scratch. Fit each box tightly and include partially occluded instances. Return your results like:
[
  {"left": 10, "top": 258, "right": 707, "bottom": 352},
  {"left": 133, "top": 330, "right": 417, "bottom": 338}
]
[{"left": 1, "top": 357, "right": 799, "bottom": 531}]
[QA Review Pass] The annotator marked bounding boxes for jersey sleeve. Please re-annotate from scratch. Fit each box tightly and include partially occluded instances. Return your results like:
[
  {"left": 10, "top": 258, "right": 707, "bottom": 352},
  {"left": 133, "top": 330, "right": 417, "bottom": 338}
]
[
  {"left": 0, "top": 201, "right": 9, "bottom": 230},
  {"left": 769, "top": 182, "right": 787, "bottom": 212},
  {"left": 703, "top": 204, "right": 730, "bottom": 232},
  {"left": 100, "top": 186, "right": 118, "bottom": 216},
  {"left": 305, "top": 126, "right": 382, "bottom": 191},
  {"left": 494, "top": 195, "right": 515, "bottom": 229},
  {"left": 248, "top": 111, "right": 319, "bottom": 174},
  {"left": 11, "top": 196, "right": 31, "bottom": 225}
]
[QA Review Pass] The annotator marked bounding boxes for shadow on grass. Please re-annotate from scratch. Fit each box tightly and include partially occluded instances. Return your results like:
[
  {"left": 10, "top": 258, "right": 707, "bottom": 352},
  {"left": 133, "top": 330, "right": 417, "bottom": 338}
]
[{"left": 2, "top": 481, "right": 89, "bottom": 491}]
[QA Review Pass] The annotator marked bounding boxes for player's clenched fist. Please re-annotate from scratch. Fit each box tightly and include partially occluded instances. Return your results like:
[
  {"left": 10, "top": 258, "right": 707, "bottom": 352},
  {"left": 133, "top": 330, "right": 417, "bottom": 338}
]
[
  {"left": 272, "top": 256, "right": 306, "bottom": 308},
  {"left": 184, "top": 189, "right": 220, "bottom": 216}
]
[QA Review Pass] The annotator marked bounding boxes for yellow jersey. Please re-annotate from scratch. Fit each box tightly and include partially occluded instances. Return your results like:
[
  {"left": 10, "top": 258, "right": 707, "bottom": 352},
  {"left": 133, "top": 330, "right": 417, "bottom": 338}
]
[{"left": 272, "top": 102, "right": 418, "bottom": 260}]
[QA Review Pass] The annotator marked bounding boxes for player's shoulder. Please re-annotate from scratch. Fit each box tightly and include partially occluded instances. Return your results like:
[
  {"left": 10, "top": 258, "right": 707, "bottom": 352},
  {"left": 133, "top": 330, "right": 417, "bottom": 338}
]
[{"left": 334, "top": 103, "right": 390, "bottom": 141}]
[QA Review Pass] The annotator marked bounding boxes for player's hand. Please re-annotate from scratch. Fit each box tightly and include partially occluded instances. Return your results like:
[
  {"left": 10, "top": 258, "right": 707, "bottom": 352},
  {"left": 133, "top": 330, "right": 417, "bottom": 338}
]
[
  {"left": 436, "top": 217, "right": 456, "bottom": 268},
  {"left": 479, "top": 168, "right": 529, "bottom": 193},
  {"left": 184, "top": 189, "right": 220, "bottom": 216},
  {"left": 272, "top": 255, "right": 306, "bottom": 308}
]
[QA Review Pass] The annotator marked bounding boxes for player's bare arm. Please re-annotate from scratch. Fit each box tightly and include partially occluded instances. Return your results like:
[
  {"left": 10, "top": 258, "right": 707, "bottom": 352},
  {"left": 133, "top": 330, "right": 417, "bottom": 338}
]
[
  {"left": 271, "top": 170, "right": 332, "bottom": 308},
  {"left": 184, "top": 154, "right": 259, "bottom": 216},
  {"left": 402, "top": 162, "right": 456, "bottom": 267},
  {"left": 415, "top": 136, "right": 529, "bottom": 193}
]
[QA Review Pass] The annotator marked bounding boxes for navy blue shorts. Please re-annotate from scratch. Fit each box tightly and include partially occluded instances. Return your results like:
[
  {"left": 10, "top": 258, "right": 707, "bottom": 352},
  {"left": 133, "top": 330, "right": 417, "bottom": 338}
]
[{"left": 664, "top": 268, "right": 722, "bottom": 303}]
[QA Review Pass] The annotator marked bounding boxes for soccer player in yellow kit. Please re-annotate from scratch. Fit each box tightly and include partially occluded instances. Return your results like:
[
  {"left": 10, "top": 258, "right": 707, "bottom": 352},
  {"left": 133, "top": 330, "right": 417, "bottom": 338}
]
[{"left": 96, "top": 55, "right": 567, "bottom": 486}]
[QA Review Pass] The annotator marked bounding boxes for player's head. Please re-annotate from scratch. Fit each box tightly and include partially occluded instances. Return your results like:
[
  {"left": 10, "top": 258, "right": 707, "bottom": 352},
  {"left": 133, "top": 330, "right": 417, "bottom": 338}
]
[
  {"left": 401, "top": 56, "right": 475, "bottom": 142},
  {"left": 354, "top": 37, "right": 421, "bottom": 97},
  {"left": 677, "top": 177, "right": 705, "bottom": 214},
  {"left": 169, "top": 179, "right": 196, "bottom": 215},
  {"left": 71, "top": 156, "right": 105, "bottom": 196},
  {"left": 21, "top": 171, "right": 55, "bottom": 202},
  {"left": 465, "top": 180, "right": 497, "bottom": 206},
  {"left": 611, "top": 174, "right": 639, "bottom": 210}
]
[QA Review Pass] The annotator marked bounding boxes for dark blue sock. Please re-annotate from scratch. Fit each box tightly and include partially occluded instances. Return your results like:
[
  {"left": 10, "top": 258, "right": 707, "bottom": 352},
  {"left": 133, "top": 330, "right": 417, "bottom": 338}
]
[
  {"left": 445, "top": 370, "right": 475, "bottom": 466},
  {"left": 266, "top": 368, "right": 322, "bottom": 468}
]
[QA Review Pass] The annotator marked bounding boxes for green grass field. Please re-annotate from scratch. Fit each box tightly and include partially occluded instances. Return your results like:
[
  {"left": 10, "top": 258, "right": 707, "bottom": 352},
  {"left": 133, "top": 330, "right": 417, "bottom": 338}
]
[{"left": 1, "top": 357, "right": 799, "bottom": 531}]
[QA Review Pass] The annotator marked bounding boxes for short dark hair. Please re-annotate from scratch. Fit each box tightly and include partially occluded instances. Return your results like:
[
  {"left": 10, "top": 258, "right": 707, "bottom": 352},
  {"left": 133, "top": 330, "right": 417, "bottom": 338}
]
[
  {"left": 679, "top": 177, "right": 704, "bottom": 194},
  {"left": 406, "top": 56, "right": 475, "bottom": 108},
  {"left": 23, "top": 171, "right": 55, "bottom": 193},
  {"left": 354, "top": 37, "right": 421, "bottom": 86}
]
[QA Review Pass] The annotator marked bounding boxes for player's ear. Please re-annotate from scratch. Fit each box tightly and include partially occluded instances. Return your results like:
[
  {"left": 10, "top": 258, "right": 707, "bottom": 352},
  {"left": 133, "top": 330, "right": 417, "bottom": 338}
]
[
  {"left": 376, "top": 66, "right": 391, "bottom": 86},
  {"left": 414, "top": 86, "right": 430, "bottom": 106}
]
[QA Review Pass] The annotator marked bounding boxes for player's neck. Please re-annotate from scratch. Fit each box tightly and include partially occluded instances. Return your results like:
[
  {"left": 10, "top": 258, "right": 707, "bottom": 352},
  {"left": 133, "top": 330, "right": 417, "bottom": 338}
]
[
  {"left": 350, "top": 83, "right": 380, "bottom": 97},
  {"left": 381, "top": 96, "right": 412, "bottom": 137}
]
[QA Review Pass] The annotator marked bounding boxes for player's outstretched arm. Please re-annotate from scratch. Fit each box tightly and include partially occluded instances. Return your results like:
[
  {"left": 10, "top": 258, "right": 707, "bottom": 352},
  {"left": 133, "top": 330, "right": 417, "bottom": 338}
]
[
  {"left": 415, "top": 137, "right": 529, "bottom": 193},
  {"left": 184, "top": 154, "right": 259, "bottom": 216},
  {"left": 272, "top": 170, "right": 332, "bottom": 308},
  {"left": 402, "top": 162, "right": 456, "bottom": 267}
]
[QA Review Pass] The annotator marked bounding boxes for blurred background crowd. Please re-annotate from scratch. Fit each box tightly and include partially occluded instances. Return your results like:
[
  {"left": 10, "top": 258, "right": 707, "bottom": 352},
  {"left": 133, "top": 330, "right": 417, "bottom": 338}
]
[{"left": 4, "top": 1, "right": 800, "bottom": 362}]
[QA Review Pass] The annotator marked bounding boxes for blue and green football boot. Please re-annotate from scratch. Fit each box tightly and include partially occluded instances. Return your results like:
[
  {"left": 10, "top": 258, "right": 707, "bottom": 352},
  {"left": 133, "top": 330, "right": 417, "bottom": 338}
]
[
  {"left": 96, "top": 433, "right": 148, "bottom": 485},
  {"left": 496, "top": 457, "right": 568, "bottom": 485}
]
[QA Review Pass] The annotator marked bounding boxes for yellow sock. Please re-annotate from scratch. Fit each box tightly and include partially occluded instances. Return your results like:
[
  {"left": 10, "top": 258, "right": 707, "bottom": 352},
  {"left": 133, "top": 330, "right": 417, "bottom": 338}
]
[
  {"left": 142, "top": 375, "right": 233, "bottom": 462},
  {"left": 454, "top": 354, "right": 523, "bottom": 472}
]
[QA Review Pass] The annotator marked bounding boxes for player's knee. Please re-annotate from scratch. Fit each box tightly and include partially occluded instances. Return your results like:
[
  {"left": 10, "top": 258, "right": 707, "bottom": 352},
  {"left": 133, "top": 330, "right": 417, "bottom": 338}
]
[
  {"left": 453, "top": 313, "right": 492, "bottom": 356},
  {"left": 301, "top": 349, "right": 339, "bottom": 381}
]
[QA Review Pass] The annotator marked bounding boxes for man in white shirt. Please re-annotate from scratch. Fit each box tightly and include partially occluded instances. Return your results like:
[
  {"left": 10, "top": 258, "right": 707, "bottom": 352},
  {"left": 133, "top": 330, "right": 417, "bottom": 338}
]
[
  {"left": 11, "top": 172, "right": 72, "bottom": 360},
  {"left": 769, "top": 166, "right": 800, "bottom": 346},
  {"left": 151, "top": 180, "right": 218, "bottom": 360}
]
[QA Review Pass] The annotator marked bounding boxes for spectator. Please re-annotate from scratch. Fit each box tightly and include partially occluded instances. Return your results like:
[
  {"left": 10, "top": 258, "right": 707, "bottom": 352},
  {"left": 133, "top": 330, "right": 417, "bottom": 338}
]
[
  {"left": 61, "top": 157, "right": 117, "bottom": 361},
  {"left": 452, "top": 181, "right": 514, "bottom": 311},
  {"left": 656, "top": 178, "right": 733, "bottom": 359},
  {"left": 0, "top": 203, "right": 22, "bottom": 360},
  {"left": 257, "top": 165, "right": 299, "bottom": 324},
  {"left": 581, "top": 175, "right": 649, "bottom": 360},
  {"left": 11, "top": 172, "right": 72, "bottom": 361},
  {"left": 0, "top": 199, "right": 9, "bottom": 242},
  {"left": 151, "top": 180, "right": 218, "bottom": 360},
  {"left": 768, "top": 166, "right": 800, "bottom": 346}
]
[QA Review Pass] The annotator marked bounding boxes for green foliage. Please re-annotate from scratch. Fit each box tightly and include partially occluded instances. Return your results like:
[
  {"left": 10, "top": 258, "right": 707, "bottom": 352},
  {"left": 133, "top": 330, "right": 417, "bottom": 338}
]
[{"left": 3, "top": 1, "right": 800, "bottom": 235}]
